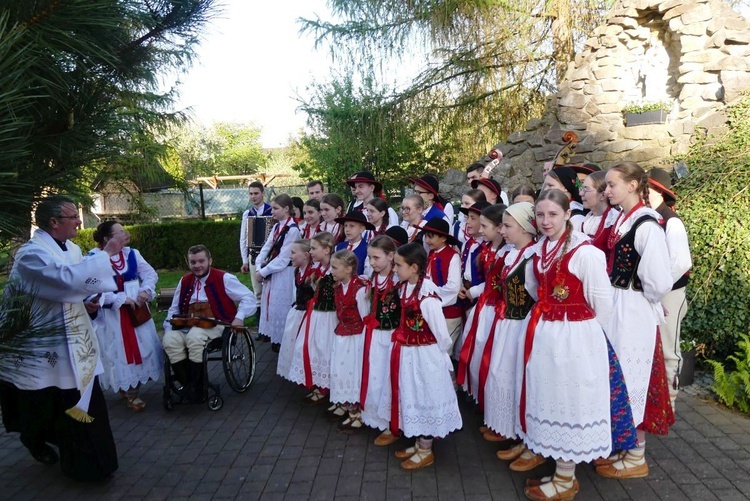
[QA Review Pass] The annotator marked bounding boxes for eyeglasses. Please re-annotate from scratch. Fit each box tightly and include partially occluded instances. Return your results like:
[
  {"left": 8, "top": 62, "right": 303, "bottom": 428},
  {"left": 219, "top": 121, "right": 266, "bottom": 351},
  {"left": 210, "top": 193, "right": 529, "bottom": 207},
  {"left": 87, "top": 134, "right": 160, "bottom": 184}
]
[
  {"left": 413, "top": 190, "right": 429, "bottom": 195},
  {"left": 399, "top": 206, "right": 412, "bottom": 213},
  {"left": 579, "top": 187, "right": 595, "bottom": 194}
]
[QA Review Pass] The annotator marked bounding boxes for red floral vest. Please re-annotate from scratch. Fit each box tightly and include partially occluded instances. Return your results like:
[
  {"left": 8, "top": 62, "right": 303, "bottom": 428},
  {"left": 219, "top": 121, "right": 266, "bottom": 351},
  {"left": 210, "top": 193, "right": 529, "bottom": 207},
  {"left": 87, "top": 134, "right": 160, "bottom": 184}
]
[
  {"left": 334, "top": 275, "right": 366, "bottom": 335},
  {"left": 533, "top": 244, "right": 596, "bottom": 322},
  {"left": 392, "top": 280, "right": 438, "bottom": 346}
]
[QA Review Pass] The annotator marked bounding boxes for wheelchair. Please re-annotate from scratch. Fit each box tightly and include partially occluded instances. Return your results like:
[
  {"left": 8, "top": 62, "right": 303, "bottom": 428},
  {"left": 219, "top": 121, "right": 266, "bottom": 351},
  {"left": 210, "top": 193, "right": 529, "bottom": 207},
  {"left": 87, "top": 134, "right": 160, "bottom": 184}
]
[{"left": 162, "top": 326, "right": 256, "bottom": 411}]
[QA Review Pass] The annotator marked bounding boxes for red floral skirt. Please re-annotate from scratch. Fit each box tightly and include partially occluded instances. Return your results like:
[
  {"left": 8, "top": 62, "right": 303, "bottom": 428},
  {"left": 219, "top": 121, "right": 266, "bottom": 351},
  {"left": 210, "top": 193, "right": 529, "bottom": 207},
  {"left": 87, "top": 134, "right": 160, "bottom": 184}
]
[{"left": 637, "top": 330, "right": 675, "bottom": 435}]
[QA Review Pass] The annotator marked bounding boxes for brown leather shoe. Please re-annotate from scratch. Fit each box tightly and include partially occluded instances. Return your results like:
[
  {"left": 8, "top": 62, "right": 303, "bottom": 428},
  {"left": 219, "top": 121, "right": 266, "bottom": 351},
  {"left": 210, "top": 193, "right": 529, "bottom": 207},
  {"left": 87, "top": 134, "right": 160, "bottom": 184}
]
[
  {"left": 496, "top": 443, "right": 525, "bottom": 461},
  {"left": 592, "top": 451, "right": 624, "bottom": 467},
  {"left": 524, "top": 476, "right": 579, "bottom": 500},
  {"left": 482, "top": 430, "right": 507, "bottom": 442},
  {"left": 479, "top": 425, "right": 489, "bottom": 434},
  {"left": 509, "top": 452, "right": 546, "bottom": 472},
  {"left": 374, "top": 430, "right": 399, "bottom": 446},
  {"left": 400, "top": 451, "right": 435, "bottom": 470},
  {"left": 596, "top": 460, "right": 649, "bottom": 479},
  {"left": 526, "top": 477, "right": 580, "bottom": 491},
  {"left": 395, "top": 446, "right": 417, "bottom": 459}
]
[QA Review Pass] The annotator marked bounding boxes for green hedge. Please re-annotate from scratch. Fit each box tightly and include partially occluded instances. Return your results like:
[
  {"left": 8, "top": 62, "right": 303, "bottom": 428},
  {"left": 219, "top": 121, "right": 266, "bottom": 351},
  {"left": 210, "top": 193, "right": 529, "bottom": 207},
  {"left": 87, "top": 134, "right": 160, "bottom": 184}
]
[
  {"left": 75, "top": 219, "right": 243, "bottom": 271},
  {"left": 678, "top": 96, "right": 750, "bottom": 360}
]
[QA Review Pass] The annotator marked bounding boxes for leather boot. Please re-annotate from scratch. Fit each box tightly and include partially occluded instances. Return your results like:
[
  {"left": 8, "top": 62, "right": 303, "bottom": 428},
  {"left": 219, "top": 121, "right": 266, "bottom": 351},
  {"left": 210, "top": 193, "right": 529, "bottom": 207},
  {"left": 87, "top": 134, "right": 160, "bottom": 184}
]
[
  {"left": 171, "top": 360, "right": 189, "bottom": 388},
  {"left": 188, "top": 361, "right": 205, "bottom": 403}
]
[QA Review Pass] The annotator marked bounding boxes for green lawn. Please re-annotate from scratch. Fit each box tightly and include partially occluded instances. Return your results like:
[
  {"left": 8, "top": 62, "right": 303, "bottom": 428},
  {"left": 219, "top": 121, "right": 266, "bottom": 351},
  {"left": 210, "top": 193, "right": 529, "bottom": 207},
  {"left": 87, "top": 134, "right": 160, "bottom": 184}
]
[{"left": 152, "top": 269, "right": 257, "bottom": 329}]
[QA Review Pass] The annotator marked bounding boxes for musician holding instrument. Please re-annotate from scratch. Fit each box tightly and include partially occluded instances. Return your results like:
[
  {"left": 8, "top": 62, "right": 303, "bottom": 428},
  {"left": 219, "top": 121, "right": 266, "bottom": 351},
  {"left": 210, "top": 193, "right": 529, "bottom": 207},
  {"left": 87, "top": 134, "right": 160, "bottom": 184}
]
[
  {"left": 239, "top": 181, "right": 273, "bottom": 320},
  {"left": 163, "top": 245, "right": 256, "bottom": 403}
]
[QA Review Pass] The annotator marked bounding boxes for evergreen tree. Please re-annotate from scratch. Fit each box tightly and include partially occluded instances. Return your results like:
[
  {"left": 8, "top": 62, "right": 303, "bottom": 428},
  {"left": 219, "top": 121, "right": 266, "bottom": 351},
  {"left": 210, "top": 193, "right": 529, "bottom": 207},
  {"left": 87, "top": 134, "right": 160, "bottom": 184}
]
[{"left": 0, "top": 0, "right": 217, "bottom": 241}]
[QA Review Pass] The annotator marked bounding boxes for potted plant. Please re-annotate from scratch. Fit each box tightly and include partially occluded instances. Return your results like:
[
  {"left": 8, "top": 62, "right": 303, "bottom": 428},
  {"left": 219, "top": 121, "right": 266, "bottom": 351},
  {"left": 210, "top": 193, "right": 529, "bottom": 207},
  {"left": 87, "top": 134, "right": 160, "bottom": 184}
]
[
  {"left": 623, "top": 101, "right": 671, "bottom": 126},
  {"left": 679, "top": 337, "right": 705, "bottom": 387}
]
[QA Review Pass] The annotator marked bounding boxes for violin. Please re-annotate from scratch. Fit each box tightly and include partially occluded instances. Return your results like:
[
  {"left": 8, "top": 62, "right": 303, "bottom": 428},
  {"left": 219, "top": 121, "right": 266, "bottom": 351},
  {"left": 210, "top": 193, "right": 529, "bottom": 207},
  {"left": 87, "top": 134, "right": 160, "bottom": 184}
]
[
  {"left": 169, "top": 315, "right": 243, "bottom": 330},
  {"left": 551, "top": 131, "right": 578, "bottom": 167}
]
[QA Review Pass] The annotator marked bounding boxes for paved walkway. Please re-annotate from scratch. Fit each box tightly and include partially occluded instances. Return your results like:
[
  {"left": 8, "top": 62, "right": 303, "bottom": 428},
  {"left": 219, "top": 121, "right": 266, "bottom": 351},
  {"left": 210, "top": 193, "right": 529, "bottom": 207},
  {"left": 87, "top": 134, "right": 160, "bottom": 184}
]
[{"left": 1, "top": 340, "right": 749, "bottom": 501}]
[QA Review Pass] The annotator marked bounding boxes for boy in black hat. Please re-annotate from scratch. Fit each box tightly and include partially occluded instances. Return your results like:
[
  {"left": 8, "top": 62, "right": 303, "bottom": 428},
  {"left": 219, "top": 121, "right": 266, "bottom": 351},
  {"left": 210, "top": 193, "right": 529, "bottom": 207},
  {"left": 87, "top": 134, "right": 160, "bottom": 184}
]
[
  {"left": 648, "top": 168, "right": 692, "bottom": 410},
  {"left": 410, "top": 174, "right": 454, "bottom": 225},
  {"left": 335, "top": 211, "right": 375, "bottom": 276},
  {"left": 422, "top": 217, "right": 463, "bottom": 349},
  {"left": 345, "top": 171, "right": 400, "bottom": 225}
]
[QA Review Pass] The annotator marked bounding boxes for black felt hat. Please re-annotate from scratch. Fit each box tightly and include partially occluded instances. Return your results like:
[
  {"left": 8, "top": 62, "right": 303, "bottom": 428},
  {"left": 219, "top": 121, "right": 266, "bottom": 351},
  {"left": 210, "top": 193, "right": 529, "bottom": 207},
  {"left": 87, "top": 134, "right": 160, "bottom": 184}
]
[
  {"left": 410, "top": 174, "right": 441, "bottom": 198},
  {"left": 345, "top": 171, "right": 382, "bottom": 192},
  {"left": 334, "top": 210, "right": 376, "bottom": 231},
  {"left": 384, "top": 226, "right": 409, "bottom": 247},
  {"left": 459, "top": 200, "right": 491, "bottom": 216},
  {"left": 647, "top": 168, "right": 677, "bottom": 205},
  {"left": 470, "top": 178, "right": 503, "bottom": 200},
  {"left": 421, "top": 217, "right": 460, "bottom": 247}
]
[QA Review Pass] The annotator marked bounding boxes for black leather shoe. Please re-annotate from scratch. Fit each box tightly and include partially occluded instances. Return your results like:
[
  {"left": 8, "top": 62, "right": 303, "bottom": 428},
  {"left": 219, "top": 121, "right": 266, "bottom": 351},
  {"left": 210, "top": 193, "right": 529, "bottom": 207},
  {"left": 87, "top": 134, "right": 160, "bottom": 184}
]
[
  {"left": 271, "top": 343, "right": 280, "bottom": 353},
  {"left": 21, "top": 437, "right": 58, "bottom": 465}
]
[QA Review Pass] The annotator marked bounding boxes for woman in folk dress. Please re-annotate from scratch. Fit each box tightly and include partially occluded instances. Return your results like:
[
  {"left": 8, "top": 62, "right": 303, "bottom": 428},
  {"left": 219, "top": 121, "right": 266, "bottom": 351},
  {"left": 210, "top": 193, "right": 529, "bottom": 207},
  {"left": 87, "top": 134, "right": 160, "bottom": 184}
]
[
  {"left": 481, "top": 203, "right": 537, "bottom": 456},
  {"left": 255, "top": 194, "right": 301, "bottom": 352},
  {"left": 519, "top": 189, "right": 636, "bottom": 500},
  {"left": 90, "top": 221, "right": 162, "bottom": 411},
  {"left": 595, "top": 162, "right": 674, "bottom": 480}
]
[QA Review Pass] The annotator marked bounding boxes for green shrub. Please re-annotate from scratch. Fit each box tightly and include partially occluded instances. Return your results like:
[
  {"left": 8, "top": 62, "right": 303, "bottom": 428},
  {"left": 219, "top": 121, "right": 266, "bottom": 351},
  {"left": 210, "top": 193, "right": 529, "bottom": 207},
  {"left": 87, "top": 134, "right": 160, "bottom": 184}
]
[
  {"left": 75, "top": 219, "right": 243, "bottom": 271},
  {"left": 707, "top": 334, "right": 750, "bottom": 414},
  {"left": 678, "top": 96, "right": 750, "bottom": 360}
]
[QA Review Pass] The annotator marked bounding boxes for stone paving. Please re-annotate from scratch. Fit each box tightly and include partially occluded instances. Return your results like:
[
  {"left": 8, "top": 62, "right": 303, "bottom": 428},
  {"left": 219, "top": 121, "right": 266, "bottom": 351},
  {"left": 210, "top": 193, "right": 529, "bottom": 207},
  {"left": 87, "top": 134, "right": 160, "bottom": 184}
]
[{"left": 1, "top": 340, "right": 749, "bottom": 501}]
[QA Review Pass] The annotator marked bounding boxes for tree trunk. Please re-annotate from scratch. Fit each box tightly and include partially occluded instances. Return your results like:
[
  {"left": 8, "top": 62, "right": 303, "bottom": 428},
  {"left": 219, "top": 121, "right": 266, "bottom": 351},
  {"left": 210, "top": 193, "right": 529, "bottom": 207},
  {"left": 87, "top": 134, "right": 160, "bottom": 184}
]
[{"left": 549, "top": 0, "right": 575, "bottom": 86}]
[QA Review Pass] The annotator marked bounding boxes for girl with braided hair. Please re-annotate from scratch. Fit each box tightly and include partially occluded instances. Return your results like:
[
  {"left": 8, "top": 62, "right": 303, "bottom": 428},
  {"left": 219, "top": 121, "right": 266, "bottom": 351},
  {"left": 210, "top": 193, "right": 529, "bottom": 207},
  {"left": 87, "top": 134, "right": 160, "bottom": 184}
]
[
  {"left": 376, "top": 243, "right": 462, "bottom": 470},
  {"left": 595, "top": 162, "right": 674, "bottom": 480},
  {"left": 519, "top": 189, "right": 636, "bottom": 500},
  {"left": 288, "top": 232, "right": 338, "bottom": 404}
]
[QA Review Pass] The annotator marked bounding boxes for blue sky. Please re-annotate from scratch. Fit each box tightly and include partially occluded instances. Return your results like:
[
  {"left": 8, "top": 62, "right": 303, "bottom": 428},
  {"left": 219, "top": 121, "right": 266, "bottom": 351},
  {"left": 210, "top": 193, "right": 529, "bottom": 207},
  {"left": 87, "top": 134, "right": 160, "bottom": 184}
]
[{"left": 175, "top": 0, "right": 333, "bottom": 148}]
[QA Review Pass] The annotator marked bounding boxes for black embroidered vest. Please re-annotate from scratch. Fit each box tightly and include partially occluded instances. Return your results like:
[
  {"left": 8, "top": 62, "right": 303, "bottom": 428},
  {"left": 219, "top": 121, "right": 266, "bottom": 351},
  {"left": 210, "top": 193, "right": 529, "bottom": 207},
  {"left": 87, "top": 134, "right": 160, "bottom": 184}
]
[
  {"left": 373, "top": 285, "right": 401, "bottom": 331},
  {"left": 609, "top": 215, "right": 660, "bottom": 292},
  {"left": 313, "top": 274, "right": 336, "bottom": 312},
  {"left": 504, "top": 257, "right": 535, "bottom": 320}
]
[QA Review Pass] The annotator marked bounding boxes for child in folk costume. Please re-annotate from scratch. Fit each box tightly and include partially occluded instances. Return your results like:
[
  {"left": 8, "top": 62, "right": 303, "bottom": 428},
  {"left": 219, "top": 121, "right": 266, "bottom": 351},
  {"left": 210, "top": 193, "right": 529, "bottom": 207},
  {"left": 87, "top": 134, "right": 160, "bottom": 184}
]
[
  {"left": 452, "top": 188, "right": 486, "bottom": 246},
  {"left": 360, "top": 236, "right": 401, "bottom": 446},
  {"left": 596, "top": 162, "right": 674, "bottom": 480},
  {"left": 328, "top": 250, "right": 370, "bottom": 431},
  {"left": 320, "top": 193, "right": 346, "bottom": 244},
  {"left": 90, "top": 222, "right": 162, "bottom": 411},
  {"left": 335, "top": 211, "right": 375, "bottom": 276},
  {"left": 457, "top": 200, "right": 491, "bottom": 311},
  {"left": 377, "top": 243, "right": 462, "bottom": 470},
  {"left": 579, "top": 170, "right": 618, "bottom": 252},
  {"left": 520, "top": 189, "right": 636, "bottom": 500},
  {"left": 277, "top": 239, "right": 314, "bottom": 380},
  {"left": 288, "top": 232, "right": 337, "bottom": 404},
  {"left": 255, "top": 194, "right": 301, "bottom": 352},
  {"left": 481, "top": 203, "right": 536, "bottom": 457},
  {"left": 300, "top": 199, "right": 323, "bottom": 239},
  {"left": 456, "top": 205, "right": 511, "bottom": 408},
  {"left": 422, "top": 218, "right": 463, "bottom": 353}
]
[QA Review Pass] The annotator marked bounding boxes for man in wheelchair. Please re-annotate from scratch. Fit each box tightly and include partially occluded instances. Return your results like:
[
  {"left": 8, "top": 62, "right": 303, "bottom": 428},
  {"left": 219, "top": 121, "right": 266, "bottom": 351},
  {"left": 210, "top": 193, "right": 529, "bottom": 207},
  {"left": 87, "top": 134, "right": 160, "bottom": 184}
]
[{"left": 163, "top": 244, "right": 256, "bottom": 402}]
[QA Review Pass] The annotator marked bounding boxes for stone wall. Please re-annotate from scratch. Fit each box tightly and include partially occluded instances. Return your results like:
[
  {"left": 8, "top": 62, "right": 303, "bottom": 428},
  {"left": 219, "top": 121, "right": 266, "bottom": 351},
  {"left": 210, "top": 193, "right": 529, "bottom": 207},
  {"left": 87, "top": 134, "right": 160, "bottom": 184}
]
[{"left": 441, "top": 0, "right": 750, "bottom": 201}]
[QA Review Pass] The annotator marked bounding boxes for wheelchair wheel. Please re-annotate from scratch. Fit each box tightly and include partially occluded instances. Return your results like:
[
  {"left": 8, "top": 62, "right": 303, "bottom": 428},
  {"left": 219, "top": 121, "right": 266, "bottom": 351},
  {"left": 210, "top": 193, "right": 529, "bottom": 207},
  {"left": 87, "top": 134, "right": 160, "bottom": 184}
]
[
  {"left": 222, "top": 327, "right": 256, "bottom": 393},
  {"left": 208, "top": 395, "right": 223, "bottom": 411}
]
